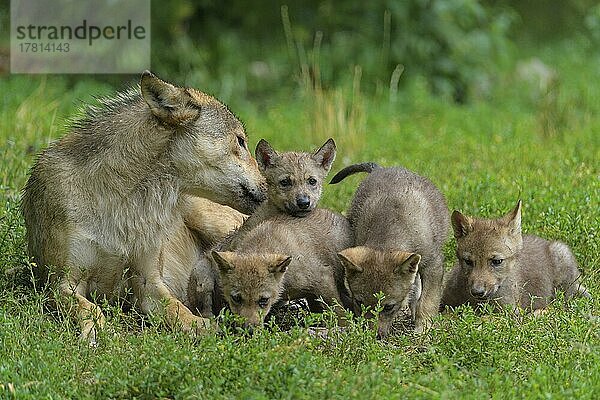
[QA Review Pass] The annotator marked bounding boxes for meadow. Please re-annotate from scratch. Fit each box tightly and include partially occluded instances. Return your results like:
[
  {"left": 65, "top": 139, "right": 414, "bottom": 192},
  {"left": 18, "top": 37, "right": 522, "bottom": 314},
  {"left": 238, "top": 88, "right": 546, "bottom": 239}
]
[{"left": 0, "top": 40, "right": 599, "bottom": 398}]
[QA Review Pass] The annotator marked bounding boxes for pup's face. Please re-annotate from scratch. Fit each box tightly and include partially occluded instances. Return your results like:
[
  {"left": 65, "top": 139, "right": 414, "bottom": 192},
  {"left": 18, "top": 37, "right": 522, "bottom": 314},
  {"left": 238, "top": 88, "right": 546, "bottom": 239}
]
[
  {"left": 212, "top": 251, "right": 291, "bottom": 328},
  {"left": 452, "top": 201, "right": 523, "bottom": 301},
  {"left": 338, "top": 246, "right": 420, "bottom": 338},
  {"left": 255, "top": 139, "right": 336, "bottom": 217}
]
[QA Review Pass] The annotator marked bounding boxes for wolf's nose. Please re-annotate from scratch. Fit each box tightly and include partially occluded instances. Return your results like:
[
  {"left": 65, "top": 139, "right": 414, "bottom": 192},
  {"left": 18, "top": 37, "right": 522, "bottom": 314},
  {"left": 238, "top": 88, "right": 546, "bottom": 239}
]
[
  {"left": 296, "top": 196, "right": 310, "bottom": 209},
  {"left": 470, "top": 287, "right": 486, "bottom": 298}
]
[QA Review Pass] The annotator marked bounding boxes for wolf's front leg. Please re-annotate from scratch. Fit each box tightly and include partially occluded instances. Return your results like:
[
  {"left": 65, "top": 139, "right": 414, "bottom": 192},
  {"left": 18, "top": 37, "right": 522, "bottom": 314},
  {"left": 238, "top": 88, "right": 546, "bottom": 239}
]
[
  {"left": 157, "top": 286, "right": 212, "bottom": 334},
  {"left": 181, "top": 195, "right": 246, "bottom": 247},
  {"left": 414, "top": 255, "right": 444, "bottom": 333},
  {"left": 136, "top": 244, "right": 213, "bottom": 336},
  {"left": 140, "top": 277, "right": 212, "bottom": 335},
  {"left": 57, "top": 278, "right": 106, "bottom": 346}
]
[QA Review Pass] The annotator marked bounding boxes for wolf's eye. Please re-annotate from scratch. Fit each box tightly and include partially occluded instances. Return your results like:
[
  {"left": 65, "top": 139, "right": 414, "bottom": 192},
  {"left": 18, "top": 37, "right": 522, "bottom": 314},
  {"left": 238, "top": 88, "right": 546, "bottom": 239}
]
[
  {"left": 382, "top": 304, "right": 395, "bottom": 313},
  {"left": 307, "top": 177, "right": 317, "bottom": 186},
  {"left": 258, "top": 297, "right": 270, "bottom": 308},
  {"left": 463, "top": 258, "right": 474, "bottom": 267},
  {"left": 231, "top": 293, "right": 243, "bottom": 304},
  {"left": 237, "top": 136, "right": 246, "bottom": 149},
  {"left": 491, "top": 258, "right": 504, "bottom": 267},
  {"left": 279, "top": 178, "right": 292, "bottom": 187}
]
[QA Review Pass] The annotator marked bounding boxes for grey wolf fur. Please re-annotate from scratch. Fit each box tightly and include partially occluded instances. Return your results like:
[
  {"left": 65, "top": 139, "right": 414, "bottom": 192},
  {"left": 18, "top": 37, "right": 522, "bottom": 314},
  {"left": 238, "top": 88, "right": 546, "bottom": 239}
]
[
  {"left": 331, "top": 162, "right": 450, "bottom": 333},
  {"left": 21, "top": 71, "right": 266, "bottom": 344},
  {"left": 442, "top": 200, "right": 590, "bottom": 311}
]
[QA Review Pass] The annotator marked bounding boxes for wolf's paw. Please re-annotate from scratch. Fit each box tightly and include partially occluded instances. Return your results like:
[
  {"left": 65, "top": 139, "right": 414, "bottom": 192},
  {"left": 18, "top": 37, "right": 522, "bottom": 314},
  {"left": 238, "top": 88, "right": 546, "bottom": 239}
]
[
  {"left": 80, "top": 324, "right": 100, "bottom": 347},
  {"left": 183, "top": 315, "right": 213, "bottom": 336},
  {"left": 80, "top": 312, "right": 106, "bottom": 347}
]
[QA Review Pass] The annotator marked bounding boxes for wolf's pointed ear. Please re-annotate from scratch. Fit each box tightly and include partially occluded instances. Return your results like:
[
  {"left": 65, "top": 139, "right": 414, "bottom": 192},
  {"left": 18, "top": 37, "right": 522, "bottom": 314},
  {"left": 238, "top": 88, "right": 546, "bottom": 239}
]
[
  {"left": 451, "top": 210, "right": 473, "bottom": 239},
  {"left": 394, "top": 253, "right": 420, "bottom": 275},
  {"left": 141, "top": 71, "right": 200, "bottom": 125},
  {"left": 312, "top": 138, "right": 336, "bottom": 173},
  {"left": 338, "top": 247, "right": 367, "bottom": 274},
  {"left": 504, "top": 200, "right": 522, "bottom": 236},
  {"left": 267, "top": 254, "right": 292, "bottom": 276},
  {"left": 255, "top": 139, "right": 279, "bottom": 171},
  {"left": 211, "top": 251, "right": 236, "bottom": 273}
]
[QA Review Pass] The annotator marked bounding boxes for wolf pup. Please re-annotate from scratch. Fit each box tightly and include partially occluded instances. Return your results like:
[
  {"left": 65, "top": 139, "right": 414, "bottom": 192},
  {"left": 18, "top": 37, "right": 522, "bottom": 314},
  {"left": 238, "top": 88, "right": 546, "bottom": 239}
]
[
  {"left": 212, "top": 210, "right": 353, "bottom": 329},
  {"left": 22, "top": 71, "right": 266, "bottom": 344},
  {"left": 221, "top": 138, "right": 337, "bottom": 249},
  {"left": 337, "top": 247, "right": 421, "bottom": 337},
  {"left": 331, "top": 162, "right": 450, "bottom": 334},
  {"left": 442, "top": 200, "right": 590, "bottom": 312},
  {"left": 189, "top": 138, "right": 339, "bottom": 318},
  {"left": 208, "top": 140, "right": 355, "bottom": 328}
]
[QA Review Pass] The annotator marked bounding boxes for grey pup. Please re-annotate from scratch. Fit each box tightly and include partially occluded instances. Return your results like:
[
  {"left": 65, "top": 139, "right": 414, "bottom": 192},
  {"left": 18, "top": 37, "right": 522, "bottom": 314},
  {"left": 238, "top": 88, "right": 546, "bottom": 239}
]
[
  {"left": 189, "top": 138, "right": 339, "bottom": 318},
  {"left": 206, "top": 139, "right": 354, "bottom": 327},
  {"left": 212, "top": 208, "right": 354, "bottom": 328},
  {"left": 442, "top": 200, "right": 590, "bottom": 312},
  {"left": 331, "top": 162, "right": 450, "bottom": 334},
  {"left": 221, "top": 138, "right": 337, "bottom": 249},
  {"left": 22, "top": 71, "right": 266, "bottom": 344},
  {"left": 337, "top": 246, "right": 422, "bottom": 337}
]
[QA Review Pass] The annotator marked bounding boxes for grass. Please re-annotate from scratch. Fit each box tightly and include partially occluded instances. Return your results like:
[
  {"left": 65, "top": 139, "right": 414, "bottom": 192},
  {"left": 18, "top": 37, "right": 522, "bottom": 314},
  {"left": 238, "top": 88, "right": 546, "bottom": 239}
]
[{"left": 1, "top": 40, "right": 599, "bottom": 399}]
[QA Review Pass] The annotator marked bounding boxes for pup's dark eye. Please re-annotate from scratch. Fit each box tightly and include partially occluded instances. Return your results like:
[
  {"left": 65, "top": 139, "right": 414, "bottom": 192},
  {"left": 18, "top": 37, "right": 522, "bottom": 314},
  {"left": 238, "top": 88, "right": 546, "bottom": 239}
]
[
  {"left": 491, "top": 259, "right": 504, "bottom": 267},
  {"left": 382, "top": 304, "right": 395, "bottom": 313},
  {"left": 307, "top": 177, "right": 317, "bottom": 186},
  {"left": 279, "top": 178, "right": 292, "bottom": 187},
  {"left": 231, "top": 293, "right": 243, "bottom": 304},
  {"left": 258, "top": 297, "right": 269, "bottom": 308},
  {"left": 237, "top": 136, "right": 246, "bottom": 149},
  {"left": 464, "top": 258, "right": 474, "bottom": 267}
]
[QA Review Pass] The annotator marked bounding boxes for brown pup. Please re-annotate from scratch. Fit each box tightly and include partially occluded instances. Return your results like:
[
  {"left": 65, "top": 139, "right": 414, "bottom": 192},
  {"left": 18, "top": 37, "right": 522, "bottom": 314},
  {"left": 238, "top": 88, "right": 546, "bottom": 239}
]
[
  {"left": 21, "top": 71, "right": 266, "bottom": 345},
  {"left": 220, "top": 138, "right": 337, "bottom": 250},
  {"left": 205, "top": 139, "right": 354, "bottom": 328},
  {"left": 337, "top": 247, "right": 421, "bottom": 337},
  {"left": 442, "top": 200, "right": 590, "bottom": 312},
  {"left": 331, "top": 162, "right": 450, "bottom": 334},
  {"left": 212, "top": 209, "right": 353, "bottom": 329}
]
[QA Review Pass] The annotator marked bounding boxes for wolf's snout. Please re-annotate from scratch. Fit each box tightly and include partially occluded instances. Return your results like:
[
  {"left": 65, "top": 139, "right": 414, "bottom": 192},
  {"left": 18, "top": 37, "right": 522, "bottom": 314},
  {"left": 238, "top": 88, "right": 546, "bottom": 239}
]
[
  {"left": 241, "top": 183, "right": 266, "bottom": 204},
  {"left": 296, "top": 195, "right": 311, "bottom": 210},
  {"left": 470, "top": 286, "right": 486, "bottom": 298}
]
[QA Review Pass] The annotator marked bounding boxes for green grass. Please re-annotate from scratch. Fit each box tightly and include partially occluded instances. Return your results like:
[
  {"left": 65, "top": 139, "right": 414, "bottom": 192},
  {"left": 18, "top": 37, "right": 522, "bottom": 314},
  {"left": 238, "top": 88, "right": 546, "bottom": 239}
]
[{"left": 1, "top": 41, "right": 599, "bottom": 399}]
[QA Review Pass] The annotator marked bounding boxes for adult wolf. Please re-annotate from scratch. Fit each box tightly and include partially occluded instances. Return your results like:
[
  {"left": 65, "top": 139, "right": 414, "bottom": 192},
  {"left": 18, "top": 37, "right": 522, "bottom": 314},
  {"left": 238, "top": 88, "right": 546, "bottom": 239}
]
[{"left": 22, "top": 71, "right": 266, "bottom": 344}]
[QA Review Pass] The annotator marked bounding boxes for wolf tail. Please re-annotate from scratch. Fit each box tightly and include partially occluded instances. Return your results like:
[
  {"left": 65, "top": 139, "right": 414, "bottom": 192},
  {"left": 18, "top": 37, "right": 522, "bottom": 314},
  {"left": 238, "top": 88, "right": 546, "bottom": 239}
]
[{"left": 329, "top": 162, "right": 381, "bottom": 184}]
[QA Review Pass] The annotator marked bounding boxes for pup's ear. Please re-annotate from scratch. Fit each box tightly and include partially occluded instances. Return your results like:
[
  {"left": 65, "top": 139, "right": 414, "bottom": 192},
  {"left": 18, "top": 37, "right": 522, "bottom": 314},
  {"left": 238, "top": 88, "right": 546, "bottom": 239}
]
[
  {"left": 140, "top": 70, "right": 200, "bottom": 125},
  {"left": 394, "top": 253, "right": 420, "bottom": 275},
  {"left": 338, "top": 246, "right": 368, "bottom": 274},
  {"left": 503, "top": 200, "right": 522, "bottom": 236},
  {"left": 266, "top": 254, "right": 292, "bottom": 276},
  {"left": 211, "top": 251, "right": 236, "bottom": 273},
  {"left": 451, "top": 210, "right": 473, "bottom": 239},
  {"left": 312, "top": 138, "right": 336, "bottom": 173},
  {"left": 255, "top": 139, "right": 279, "bottom": 171}
]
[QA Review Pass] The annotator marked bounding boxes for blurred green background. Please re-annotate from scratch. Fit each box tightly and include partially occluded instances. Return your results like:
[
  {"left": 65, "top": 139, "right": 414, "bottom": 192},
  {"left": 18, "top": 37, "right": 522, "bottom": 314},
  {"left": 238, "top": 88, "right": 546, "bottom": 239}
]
[{"left": 2, "top": 0, "right": 600, "bottom": 104}]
